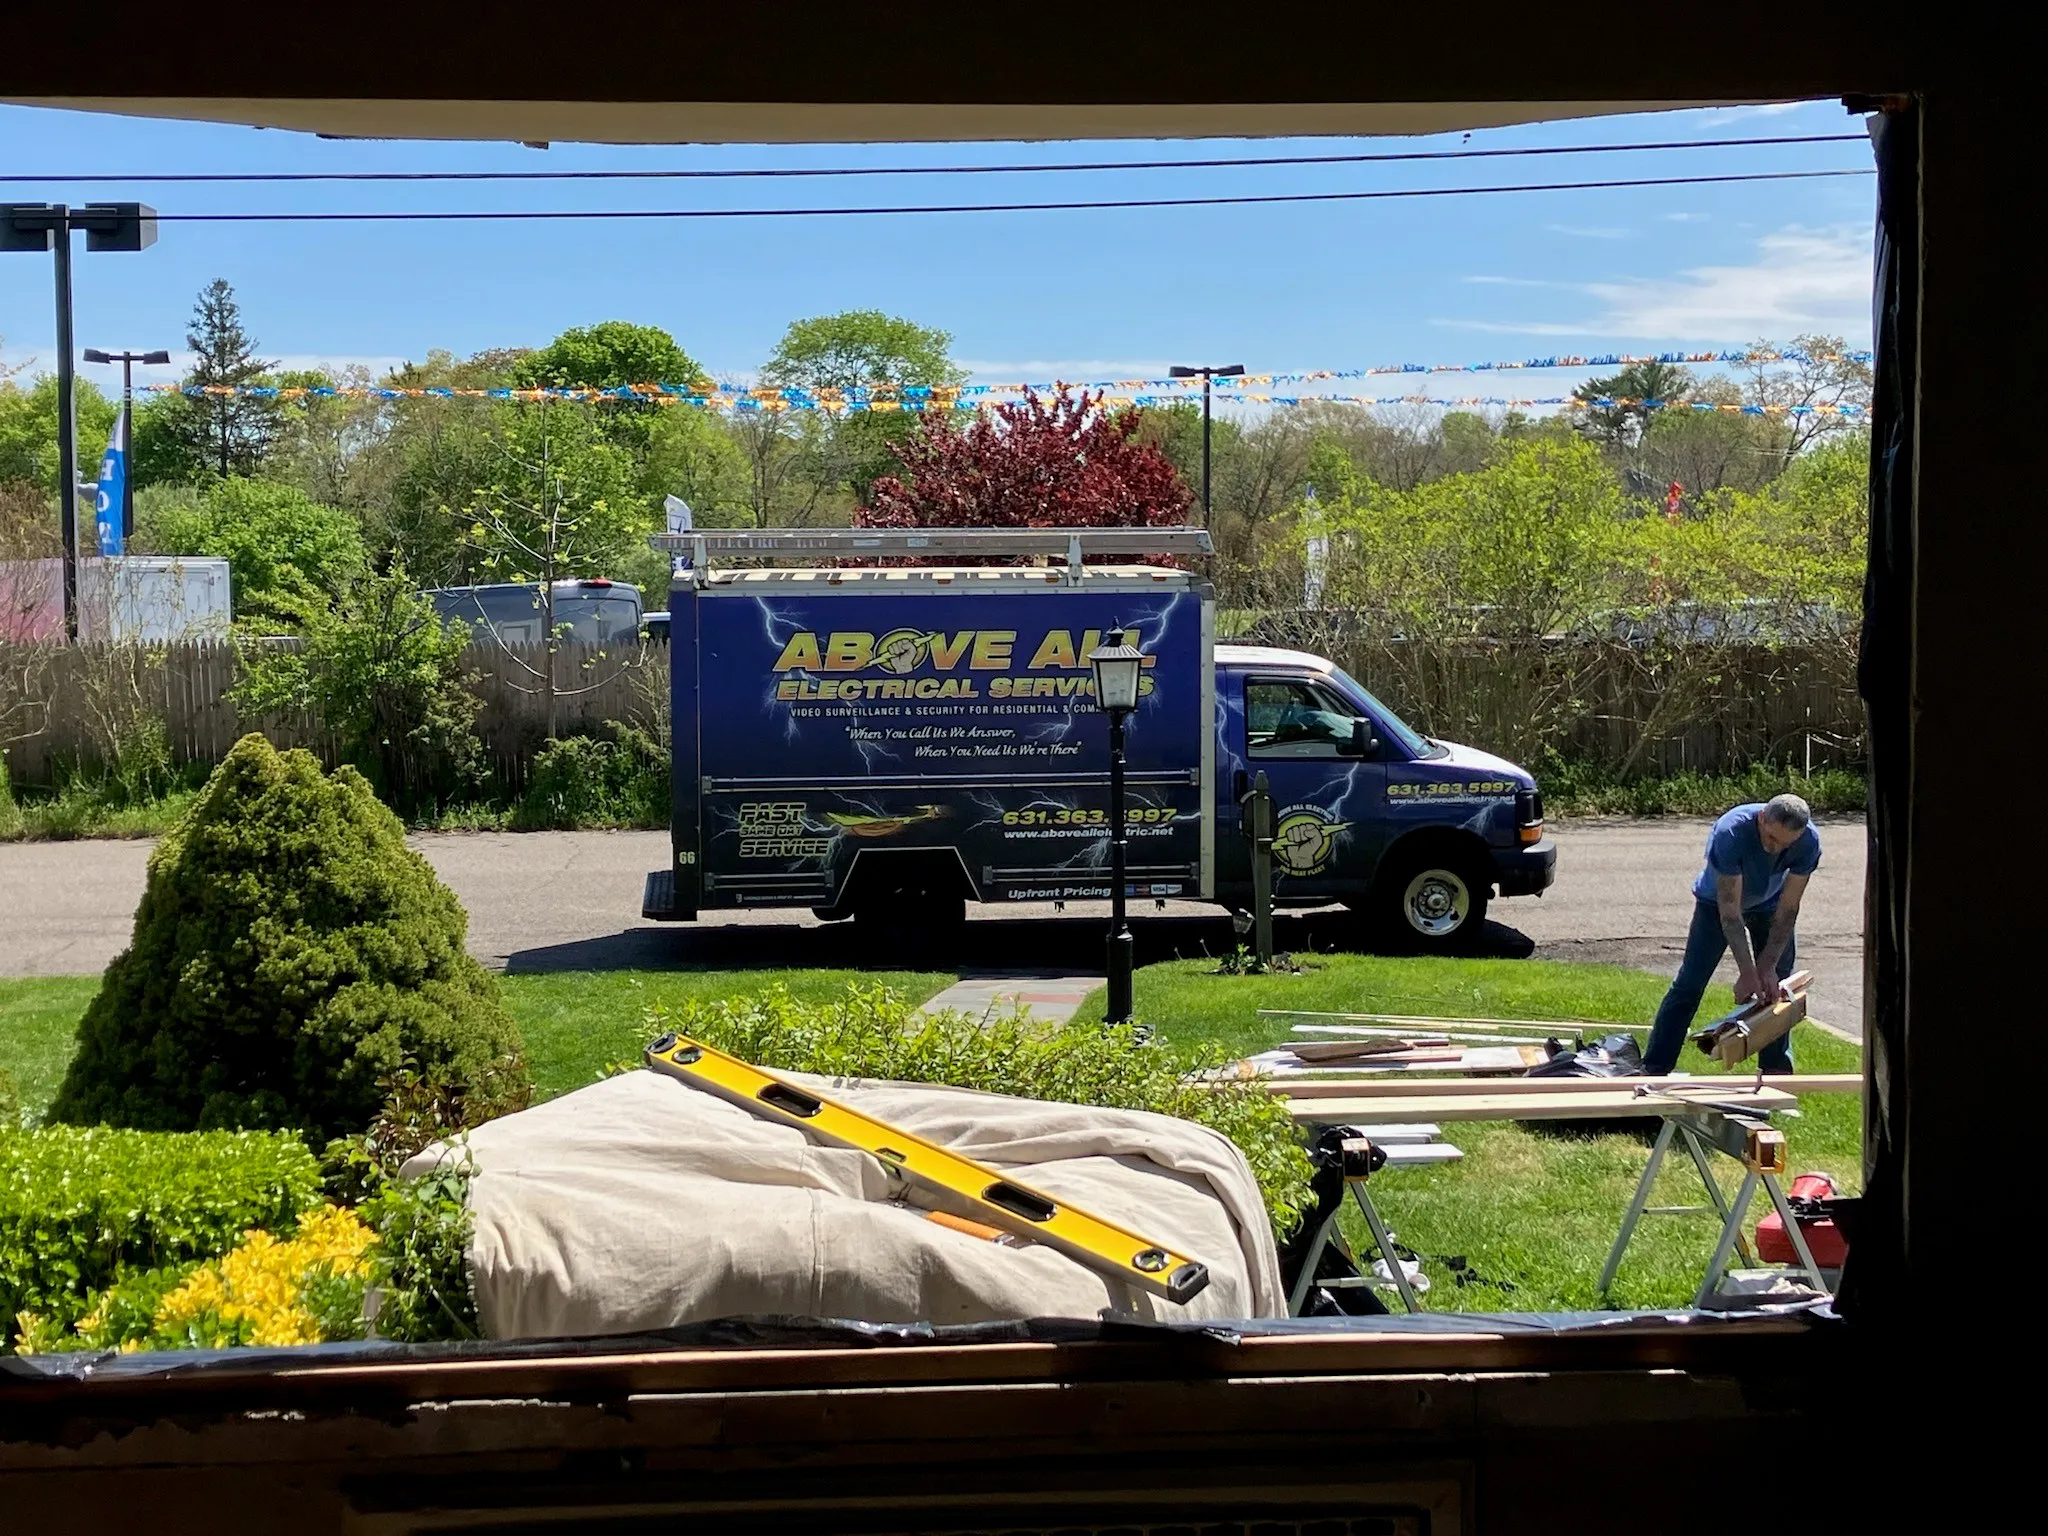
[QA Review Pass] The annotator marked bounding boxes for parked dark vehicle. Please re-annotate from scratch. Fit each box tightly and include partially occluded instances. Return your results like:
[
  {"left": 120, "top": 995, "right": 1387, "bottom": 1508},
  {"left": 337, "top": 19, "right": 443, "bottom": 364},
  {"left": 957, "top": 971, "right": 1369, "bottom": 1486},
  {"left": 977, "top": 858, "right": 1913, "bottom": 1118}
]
[{"left": 423, "top": 580, "right": 643, "bottom": 646}]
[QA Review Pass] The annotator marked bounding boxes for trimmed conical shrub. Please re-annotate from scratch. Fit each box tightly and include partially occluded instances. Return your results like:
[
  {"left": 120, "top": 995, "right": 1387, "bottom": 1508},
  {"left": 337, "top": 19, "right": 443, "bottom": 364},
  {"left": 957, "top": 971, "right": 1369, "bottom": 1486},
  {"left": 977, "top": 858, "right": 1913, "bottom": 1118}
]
[{"left": 52, "top": 734, "right": 528, "bottom": 1141}]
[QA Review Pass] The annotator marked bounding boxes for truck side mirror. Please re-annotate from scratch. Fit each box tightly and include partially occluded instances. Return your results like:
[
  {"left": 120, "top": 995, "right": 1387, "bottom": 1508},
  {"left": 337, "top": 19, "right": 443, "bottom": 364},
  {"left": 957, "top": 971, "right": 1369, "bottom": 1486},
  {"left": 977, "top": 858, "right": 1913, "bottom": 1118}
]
[{"left": 1348, "top": 719, "right": 1378, "bottom": 758}]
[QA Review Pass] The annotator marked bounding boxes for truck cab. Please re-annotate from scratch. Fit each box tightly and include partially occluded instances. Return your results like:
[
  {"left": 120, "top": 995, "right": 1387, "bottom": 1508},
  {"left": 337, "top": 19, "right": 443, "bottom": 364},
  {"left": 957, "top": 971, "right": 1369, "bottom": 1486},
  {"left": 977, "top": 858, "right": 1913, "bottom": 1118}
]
[{"left": 1213, "top": 645, "right": 1553, "bottom": 944}]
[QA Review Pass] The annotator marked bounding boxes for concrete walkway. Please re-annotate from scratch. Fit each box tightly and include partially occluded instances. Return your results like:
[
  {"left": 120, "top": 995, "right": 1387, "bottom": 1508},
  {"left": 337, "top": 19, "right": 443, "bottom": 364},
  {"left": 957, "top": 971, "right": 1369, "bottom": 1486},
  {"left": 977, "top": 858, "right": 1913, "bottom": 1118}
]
[{"left": 918, "top": 970, "right": 1101, "bottom": 1023}]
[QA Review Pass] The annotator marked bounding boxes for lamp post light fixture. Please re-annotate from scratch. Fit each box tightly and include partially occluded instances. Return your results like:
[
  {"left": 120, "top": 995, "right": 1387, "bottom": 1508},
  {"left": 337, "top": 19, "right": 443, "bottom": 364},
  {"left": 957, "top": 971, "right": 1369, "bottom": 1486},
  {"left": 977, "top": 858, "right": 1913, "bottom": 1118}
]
[
  {"left": 2, "top": 202, "right": 158, "bottom": 639},
  {"left": 1166, "top": 363, "right": 1245, "bottom": 530},
  {"left": 82, "top": 347, "right": 172, "bottom": 545},
  {"left": 1089, "top": 628, "right": 1146, "bottom": 1029}
]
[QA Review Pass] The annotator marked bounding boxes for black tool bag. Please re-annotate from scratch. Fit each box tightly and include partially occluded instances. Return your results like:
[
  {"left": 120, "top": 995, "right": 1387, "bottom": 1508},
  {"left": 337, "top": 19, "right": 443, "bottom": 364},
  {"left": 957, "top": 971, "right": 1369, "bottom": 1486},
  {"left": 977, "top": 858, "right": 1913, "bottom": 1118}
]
[{"left": 1526, "top": 1032, "right": 1645, "bottom": 1079}]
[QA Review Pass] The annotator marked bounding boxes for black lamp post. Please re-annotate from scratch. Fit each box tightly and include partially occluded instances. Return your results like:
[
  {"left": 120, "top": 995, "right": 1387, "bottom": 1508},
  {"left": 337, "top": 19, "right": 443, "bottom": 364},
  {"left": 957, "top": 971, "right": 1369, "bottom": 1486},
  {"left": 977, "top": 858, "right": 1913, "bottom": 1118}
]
[
  {"left": 1090, "top": 629, "right": 1145, "bottom": 1028},
  {"left": 2, "top": 202, "right": 158, "bottom": 639},
  {"left": 1167, "top": 363, "right": 1245, "bottom": 529},
  {"left": 83, "top": 347, "right": 172, "bottom": 544}
]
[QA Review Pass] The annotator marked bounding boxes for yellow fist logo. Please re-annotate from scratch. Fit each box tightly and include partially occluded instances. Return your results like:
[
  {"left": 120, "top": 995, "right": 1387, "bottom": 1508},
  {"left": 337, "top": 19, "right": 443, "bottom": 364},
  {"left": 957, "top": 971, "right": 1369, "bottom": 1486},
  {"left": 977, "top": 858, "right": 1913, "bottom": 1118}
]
[
  {"left": 1273, "top": 810, "right": 1350, "bottom": 876},
  {"left": 871, "top": 629, "right": 931, "bottom": 675}
]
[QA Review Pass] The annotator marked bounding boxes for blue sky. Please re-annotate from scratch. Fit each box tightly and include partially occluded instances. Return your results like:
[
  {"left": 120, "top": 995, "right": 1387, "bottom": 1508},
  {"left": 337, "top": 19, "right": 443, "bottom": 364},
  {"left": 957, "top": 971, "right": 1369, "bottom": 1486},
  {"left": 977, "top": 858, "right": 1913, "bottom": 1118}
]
[{"left": 1, "top": 99, "right": 1874, "bottom": 407}]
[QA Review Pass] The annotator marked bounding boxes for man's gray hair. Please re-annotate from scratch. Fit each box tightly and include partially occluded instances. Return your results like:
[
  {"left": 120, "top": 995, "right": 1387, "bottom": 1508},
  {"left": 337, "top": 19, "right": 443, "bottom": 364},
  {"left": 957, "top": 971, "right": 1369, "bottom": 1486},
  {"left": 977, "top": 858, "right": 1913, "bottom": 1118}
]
[{"left": 1763, "top": 793, "right": 1812, "bottom": 831}]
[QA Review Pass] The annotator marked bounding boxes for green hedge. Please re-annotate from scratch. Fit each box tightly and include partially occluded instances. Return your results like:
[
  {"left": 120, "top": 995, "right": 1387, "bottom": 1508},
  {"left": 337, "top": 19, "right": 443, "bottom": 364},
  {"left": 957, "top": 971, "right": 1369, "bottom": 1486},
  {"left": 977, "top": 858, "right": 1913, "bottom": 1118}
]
[
  {"left": 1, "top": 1124, "right": 323, "bottom": 1347},
  {"left": 511, "top": 724, "right": 669, "bottom": 831},
  {"left": 632, "top": 984, "right": 1315, "bottom": 1234}
]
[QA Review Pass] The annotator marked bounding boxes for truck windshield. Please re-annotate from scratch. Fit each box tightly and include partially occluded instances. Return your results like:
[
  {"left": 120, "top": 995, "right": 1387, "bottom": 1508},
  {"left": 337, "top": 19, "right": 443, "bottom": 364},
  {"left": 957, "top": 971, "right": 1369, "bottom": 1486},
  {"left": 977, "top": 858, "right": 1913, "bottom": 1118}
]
[{"left": 1328, "top": 666, "right": 1440, "bottom": 758}]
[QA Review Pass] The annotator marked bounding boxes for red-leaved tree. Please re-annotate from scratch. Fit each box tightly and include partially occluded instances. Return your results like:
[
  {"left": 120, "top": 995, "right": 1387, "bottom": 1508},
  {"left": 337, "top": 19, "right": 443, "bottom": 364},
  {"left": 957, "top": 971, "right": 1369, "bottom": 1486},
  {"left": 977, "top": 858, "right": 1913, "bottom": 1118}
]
[{"left": 859, "top": 389, "right": 1193, "bottom": 539}]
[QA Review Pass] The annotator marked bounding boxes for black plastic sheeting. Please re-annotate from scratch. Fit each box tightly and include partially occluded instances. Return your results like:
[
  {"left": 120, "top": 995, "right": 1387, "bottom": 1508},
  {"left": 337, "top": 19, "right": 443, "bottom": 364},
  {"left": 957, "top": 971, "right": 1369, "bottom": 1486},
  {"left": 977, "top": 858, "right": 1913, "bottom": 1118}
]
[
  {"left": 1, "top": 1303, "right": 1838, "bottom": 1385},
  {"left": 1837, "top": 100, "right": 1917, "bottom": 1322}
]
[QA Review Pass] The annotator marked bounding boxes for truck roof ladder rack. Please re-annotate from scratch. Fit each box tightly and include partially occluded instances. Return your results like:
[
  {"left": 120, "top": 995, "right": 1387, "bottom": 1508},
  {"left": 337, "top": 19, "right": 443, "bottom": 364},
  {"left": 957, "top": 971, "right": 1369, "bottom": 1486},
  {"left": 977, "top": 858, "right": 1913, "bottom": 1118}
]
[{"left": 650, "top": 525, "right": 1213, "bottom": 584}]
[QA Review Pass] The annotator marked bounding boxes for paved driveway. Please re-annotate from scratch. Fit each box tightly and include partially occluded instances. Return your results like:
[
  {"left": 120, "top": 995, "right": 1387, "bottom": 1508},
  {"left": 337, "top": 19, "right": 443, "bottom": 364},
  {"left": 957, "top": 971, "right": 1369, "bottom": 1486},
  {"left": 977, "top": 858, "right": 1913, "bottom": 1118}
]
[{"left": 0, "top": 817, "right": 1864, "bottom": 1035}]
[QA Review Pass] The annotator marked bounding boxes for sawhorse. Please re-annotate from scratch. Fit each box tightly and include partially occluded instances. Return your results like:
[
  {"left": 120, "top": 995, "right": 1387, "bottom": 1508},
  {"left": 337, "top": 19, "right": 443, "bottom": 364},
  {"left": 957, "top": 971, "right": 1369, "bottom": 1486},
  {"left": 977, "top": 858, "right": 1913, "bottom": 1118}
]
[
  {"left": 1598, "top": 1101, "right": 1828, "bottom": 1306},
  {"left": 1287, "top": 1132, "right": 1458, "bottom": 1314}
]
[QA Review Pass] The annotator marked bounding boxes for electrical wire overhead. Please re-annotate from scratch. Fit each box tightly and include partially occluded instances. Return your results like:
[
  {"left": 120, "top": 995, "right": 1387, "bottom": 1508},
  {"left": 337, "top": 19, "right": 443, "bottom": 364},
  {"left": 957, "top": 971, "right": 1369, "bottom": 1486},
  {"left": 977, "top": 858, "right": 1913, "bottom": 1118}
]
[
  {"left": 130, "top": 168, "right": 1872, "bottom": 224},
  {"left": 0, "top": 133, "right": 1869, "bottom": 186}
]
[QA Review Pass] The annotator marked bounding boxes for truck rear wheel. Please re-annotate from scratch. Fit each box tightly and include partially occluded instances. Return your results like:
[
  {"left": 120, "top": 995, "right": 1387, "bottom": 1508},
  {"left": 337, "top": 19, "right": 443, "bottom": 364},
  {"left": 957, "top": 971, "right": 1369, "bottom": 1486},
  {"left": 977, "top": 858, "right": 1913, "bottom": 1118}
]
[{"left": 1376, "top": 850, "right": 1490, "bottom": 948}]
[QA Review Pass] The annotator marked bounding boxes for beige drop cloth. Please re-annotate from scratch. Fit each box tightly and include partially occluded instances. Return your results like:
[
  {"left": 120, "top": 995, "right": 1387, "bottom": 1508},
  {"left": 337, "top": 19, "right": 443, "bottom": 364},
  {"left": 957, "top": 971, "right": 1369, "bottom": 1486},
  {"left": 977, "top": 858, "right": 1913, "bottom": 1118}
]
[{"left": 402, "top": 1067, "right": 1284, "bottom": 1338}]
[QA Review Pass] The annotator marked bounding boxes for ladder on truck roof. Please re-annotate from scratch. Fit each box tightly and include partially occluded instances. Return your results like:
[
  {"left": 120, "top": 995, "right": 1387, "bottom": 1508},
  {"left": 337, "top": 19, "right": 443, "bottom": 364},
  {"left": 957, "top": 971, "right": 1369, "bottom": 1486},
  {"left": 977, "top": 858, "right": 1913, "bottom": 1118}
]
[{"left": 649, "top": 525, "right": 1213, "bottom": 583}]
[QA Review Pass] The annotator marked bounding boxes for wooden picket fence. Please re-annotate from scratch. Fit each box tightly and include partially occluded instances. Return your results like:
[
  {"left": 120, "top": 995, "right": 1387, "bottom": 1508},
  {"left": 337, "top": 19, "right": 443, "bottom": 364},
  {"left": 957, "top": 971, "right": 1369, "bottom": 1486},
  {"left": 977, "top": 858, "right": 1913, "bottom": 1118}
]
[
  {"left": 0, "top": 641, "right": 667, "bottom": 792},
  {"left": 0, "top": 634, "right": 1865, "bottom": 792}
]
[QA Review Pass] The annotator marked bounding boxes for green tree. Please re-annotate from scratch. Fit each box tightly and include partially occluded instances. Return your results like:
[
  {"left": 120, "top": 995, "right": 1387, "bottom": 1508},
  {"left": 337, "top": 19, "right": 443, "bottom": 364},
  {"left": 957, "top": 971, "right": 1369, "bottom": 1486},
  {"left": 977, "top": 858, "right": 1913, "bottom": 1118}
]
[
  {"left": 1574, "top": 359, "right": 1695, "bottom": 451},
  {"left": 1637, "top": 381, "right": 1786, "bottom": 499},
  {"left": 0, "top": 374, "right": 119, "bottom": 497},
  {"left": 760, "top": 310, "right": 963, "bottom": 398},
  {"left": 511, "top": 322, "right": 706, "bottom": 393},
  {"left": 761, "top": 311, "right": 966, "bottom": 503},
  {"left": 164, "top": 279, "right": 283, "bottom": 479},
  {"left": 1737, "top": 333, "right": 1874, "bottom": 468},
  {"left": 50, "top": 733, "right": 525, "bottom": 1141},
  {"left": 263, "top": 367, "right": 388, "bottom": 509},
  {"left": 458, "top": 401, "right": 648, "bottom": 736},
  {"left": 640, "top": 406, "right": 752, "bottom": 528},
  {"left": 141, "top": 477, "right": 365, "bottom": 632},
  {"left": 232, "top": 567, "right": 488, "bottom": 815}
]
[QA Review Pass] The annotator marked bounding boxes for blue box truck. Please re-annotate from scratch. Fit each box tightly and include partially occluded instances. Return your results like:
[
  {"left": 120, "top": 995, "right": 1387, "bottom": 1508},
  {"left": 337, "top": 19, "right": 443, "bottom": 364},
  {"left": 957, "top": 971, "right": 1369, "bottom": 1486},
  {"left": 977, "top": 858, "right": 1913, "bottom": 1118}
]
[{"left": 642, "top": 528, "right": 1554, "bottom": 949}]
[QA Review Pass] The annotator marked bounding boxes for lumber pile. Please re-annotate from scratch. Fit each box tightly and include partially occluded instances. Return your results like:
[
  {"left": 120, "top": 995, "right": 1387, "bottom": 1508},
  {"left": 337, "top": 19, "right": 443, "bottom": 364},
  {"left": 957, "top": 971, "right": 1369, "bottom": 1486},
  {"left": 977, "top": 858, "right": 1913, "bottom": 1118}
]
[
  {"left": 1234, "top": 1023, "right": 1555, "bottom": 1079},
  {"left": 1279, "top": 1078, "right": 1830, "bottom": 1126}
]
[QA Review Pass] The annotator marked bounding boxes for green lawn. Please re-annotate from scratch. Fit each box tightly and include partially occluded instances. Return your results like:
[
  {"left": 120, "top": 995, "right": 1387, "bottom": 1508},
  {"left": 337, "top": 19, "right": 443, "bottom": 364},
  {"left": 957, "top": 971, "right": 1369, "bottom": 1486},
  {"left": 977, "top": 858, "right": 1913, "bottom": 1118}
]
[
  {"left": 0, "top": 968, "right": 954, "bottom": 1119},
  {"left": 5, "top": 952, "right": 1861, "bottom": 1316},
  {"left": 1076, "top": 953, "right": 1862, "bottom": 1314}
]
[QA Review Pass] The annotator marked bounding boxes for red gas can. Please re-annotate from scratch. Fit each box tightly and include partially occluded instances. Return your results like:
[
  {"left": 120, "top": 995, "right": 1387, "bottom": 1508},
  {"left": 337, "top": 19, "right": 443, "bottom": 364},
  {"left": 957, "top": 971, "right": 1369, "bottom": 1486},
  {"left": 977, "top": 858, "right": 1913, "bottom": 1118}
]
[{"left": 1755, "top": 1172, "right": 1849, "bottom": 1268}]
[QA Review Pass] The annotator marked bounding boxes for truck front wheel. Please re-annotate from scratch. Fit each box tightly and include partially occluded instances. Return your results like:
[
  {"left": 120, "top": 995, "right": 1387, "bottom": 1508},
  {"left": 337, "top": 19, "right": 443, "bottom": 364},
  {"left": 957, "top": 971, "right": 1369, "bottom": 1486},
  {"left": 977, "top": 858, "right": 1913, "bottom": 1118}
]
[{"left": 1376, "top": 851, "right": 1490, "bottom": 948}]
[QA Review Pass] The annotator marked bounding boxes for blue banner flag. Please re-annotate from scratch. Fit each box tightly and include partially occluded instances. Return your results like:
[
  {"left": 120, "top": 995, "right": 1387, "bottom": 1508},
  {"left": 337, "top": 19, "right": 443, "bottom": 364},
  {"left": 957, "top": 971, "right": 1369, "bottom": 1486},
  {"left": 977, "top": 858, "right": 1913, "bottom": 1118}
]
[{"left": 94, "top": 406, "right": 128, "bottom": 557}]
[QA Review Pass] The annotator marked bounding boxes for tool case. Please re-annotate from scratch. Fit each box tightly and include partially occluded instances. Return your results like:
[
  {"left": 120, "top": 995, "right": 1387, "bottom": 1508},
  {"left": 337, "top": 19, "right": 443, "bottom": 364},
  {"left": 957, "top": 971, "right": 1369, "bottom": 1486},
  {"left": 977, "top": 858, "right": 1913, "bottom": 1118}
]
[{"left": 1754, "top": 1171, "right": 1851, "bottom": 1268}]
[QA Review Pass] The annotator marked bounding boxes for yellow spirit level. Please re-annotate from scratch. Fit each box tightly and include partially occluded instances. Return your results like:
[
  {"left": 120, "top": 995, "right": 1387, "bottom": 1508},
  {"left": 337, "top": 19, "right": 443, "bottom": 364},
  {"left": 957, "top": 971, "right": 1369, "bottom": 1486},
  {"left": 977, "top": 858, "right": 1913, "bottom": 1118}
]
[{"left": 645, "top": 1032, "right": 1211, "bottom": 1304}]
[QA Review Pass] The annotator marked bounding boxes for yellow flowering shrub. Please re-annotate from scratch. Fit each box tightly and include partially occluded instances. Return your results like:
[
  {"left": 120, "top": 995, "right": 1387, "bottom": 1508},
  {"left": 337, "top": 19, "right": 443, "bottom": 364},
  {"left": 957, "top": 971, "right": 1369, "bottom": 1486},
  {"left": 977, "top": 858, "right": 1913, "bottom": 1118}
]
[
  {"left": 20, "top": 1205, "right": 378, "bottom": 1355},
  {"left": 151, "top": 1206, "right": 377, "bottom": 1350}
]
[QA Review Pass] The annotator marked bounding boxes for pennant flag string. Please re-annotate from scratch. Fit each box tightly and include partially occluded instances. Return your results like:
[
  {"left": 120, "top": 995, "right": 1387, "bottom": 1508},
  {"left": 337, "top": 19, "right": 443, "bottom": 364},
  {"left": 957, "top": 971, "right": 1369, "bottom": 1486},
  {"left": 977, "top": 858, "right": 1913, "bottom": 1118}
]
[
  {"left": 138, "top": 381, "right": 1865, "bottom": 419},
  {"left": 133, "top": 345, "right": 1872, "bottom": 412}
]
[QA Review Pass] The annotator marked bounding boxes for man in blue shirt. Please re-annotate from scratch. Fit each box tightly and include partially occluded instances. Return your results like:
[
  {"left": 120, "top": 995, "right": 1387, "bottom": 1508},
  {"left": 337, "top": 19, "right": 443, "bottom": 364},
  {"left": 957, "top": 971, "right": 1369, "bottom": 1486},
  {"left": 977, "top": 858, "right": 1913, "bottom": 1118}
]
[{"left": 1643, "top": 795, "right": 1822, "bottom": 1075}]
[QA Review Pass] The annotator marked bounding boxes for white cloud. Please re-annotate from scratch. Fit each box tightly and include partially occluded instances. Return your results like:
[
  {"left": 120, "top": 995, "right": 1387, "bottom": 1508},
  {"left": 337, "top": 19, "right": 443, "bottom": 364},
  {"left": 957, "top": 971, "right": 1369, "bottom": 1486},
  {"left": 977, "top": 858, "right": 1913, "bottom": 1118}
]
[
  {"left": 8, "top": 348, "right": 410, "bottom": 386},
  {"left": 1547, "top": 224, "right": 1632, "bottom": 240},
  {"left": 960, "top": 359, "right": 1171, "bottom": 381},
  {"left": 1665, "top": 212, "right": 1711, "bottom": 223},
  {"left": 1433, "top": 318, "right": 1594, "bottom": 337},
  {"left": 1462, "top": 275, "right": 1568, "bottom": 289},
  {"left": 1578, "top": 226, "right": 1869, "bottom": 337},
  {"left": 1437, "top": 224, "right": 1871, "bottom": 341},
  {"left": 1684, "top": 101, "right": 1824, "bottom": 131}
]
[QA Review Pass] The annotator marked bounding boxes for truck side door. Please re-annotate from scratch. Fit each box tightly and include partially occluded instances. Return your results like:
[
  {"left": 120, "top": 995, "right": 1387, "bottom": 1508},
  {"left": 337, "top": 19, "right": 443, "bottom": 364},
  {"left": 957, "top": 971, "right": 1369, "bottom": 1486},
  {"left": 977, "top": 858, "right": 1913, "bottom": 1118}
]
[{"left": 1227, "top": 675, "right": 1389, "bottom": 903}]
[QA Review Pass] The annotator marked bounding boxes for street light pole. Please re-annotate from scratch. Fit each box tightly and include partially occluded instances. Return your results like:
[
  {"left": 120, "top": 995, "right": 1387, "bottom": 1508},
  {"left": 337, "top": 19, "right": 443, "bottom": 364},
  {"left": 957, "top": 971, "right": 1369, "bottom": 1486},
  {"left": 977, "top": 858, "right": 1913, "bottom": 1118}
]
[
  {"left": 1089, "top": 629, "right": 1146, "bottom": 1030},
  {"left": 83, "top": 347, "right": 172, "bottom": 542},
  {"left": 1167, "top": 363, "right": 1245, "bottom": 529},
  {"left": 2, "top": 202, "right": 159, "bottom": 640},
  {"left": 52, "top": 208, "right": 77, "bottom": 637}
]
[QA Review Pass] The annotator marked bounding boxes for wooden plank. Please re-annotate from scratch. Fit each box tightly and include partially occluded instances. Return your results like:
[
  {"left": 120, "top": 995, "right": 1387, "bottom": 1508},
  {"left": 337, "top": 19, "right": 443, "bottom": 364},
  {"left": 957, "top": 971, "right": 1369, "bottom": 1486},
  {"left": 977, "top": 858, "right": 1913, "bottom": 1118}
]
[
  {"left": 1695, "top": 980, "right": 1812, "bottom": 1065},
  {"left": 1273, "top": 1011, "right": 1592, "bottom": 1037},
  {"left": 1287, "top": 1083, "right": 1804, "bottom": 1125},
  {"left": 1286, "top": 1035, "right": 1444, "bottom": 1062},
  {"left": 1296, "top": 1026, "right": 1569, "bottom": 1047},
  {"left": 1337, "top": 1123, "right": 1442, "bottom": 1142},
  {"left": 1375, "top": 1143, "right": 1464, "bottom": 1166},
  {"left": 1266, "top": 1072, "right": 1863, "bottom": 1099}
]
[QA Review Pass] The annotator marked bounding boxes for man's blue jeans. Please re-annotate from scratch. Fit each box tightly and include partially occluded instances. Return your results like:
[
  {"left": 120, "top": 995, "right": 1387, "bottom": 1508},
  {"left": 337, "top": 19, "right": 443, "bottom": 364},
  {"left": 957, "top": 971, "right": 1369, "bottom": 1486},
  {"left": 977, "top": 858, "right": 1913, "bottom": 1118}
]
[{"left": 1644, "top": 900, "right": 1796, "bottom": 1075}]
